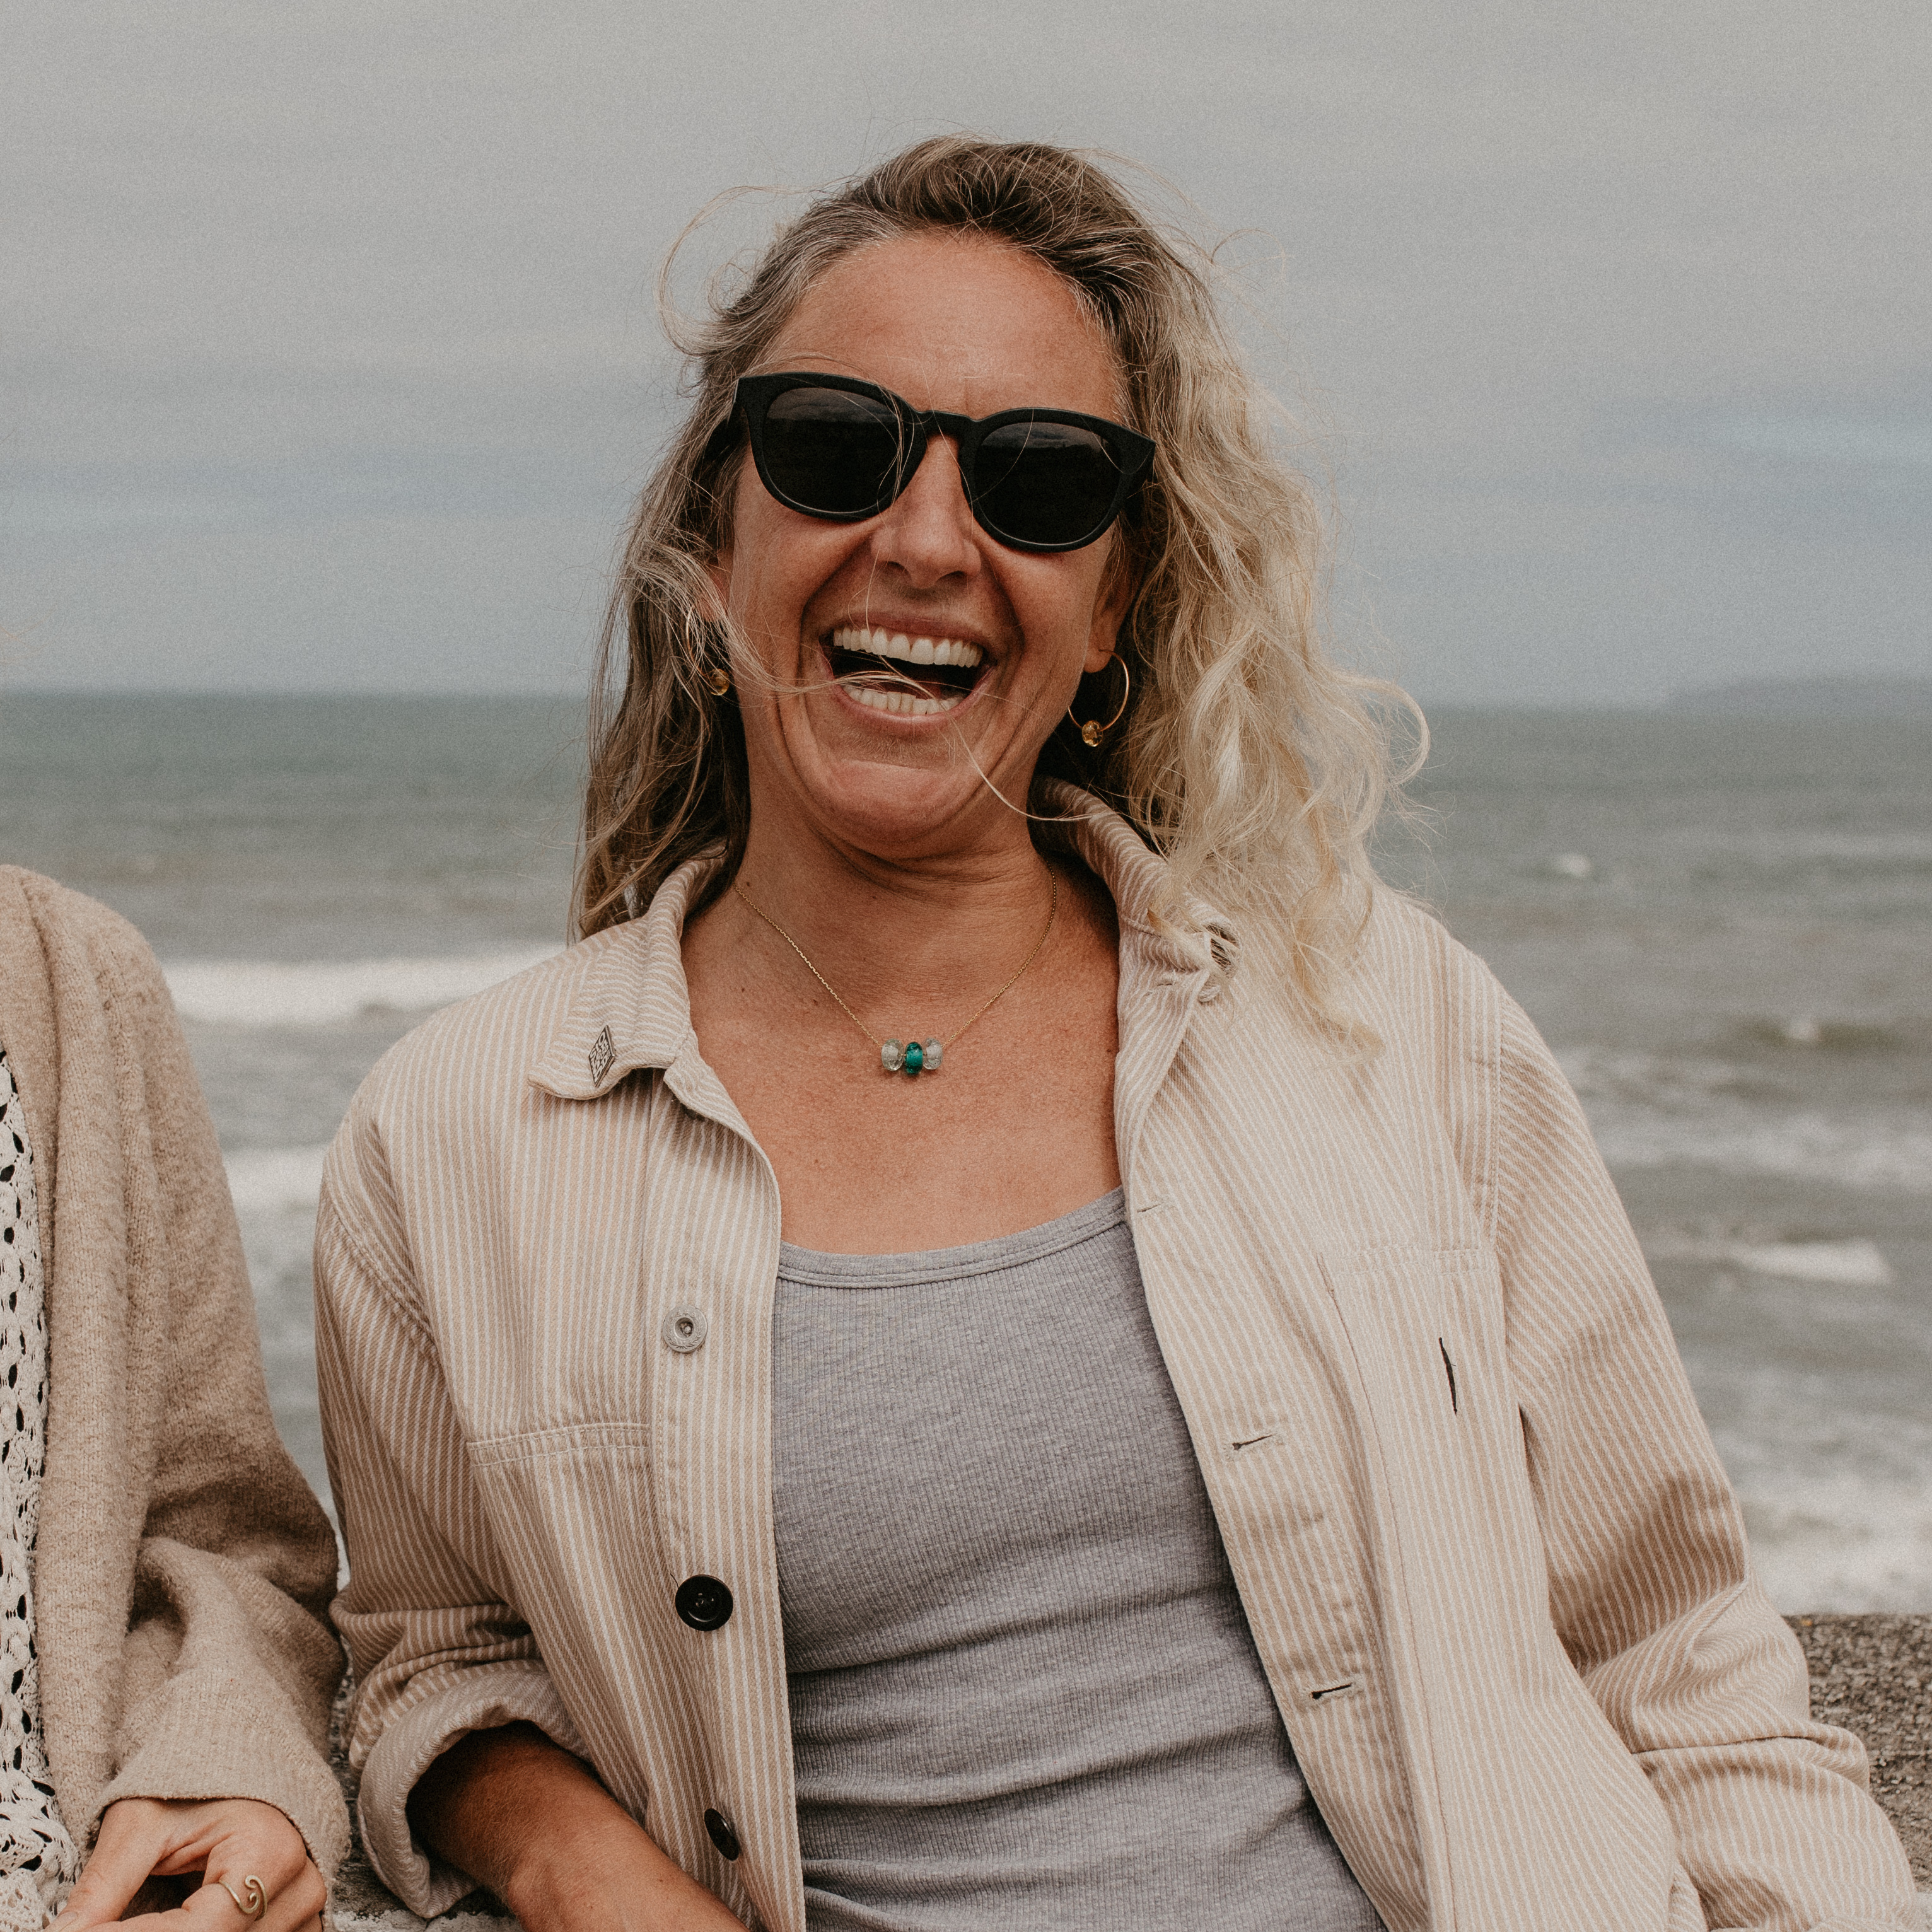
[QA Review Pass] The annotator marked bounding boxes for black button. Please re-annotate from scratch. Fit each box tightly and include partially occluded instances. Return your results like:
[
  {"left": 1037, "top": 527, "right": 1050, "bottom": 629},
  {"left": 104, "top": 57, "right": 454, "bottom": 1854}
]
[
  {"left": 704, "top": 1808, "right": 741, "bottom": 1860},
  {"left": 675, "top": 1574, "right": 733, "bottom": 1631}
]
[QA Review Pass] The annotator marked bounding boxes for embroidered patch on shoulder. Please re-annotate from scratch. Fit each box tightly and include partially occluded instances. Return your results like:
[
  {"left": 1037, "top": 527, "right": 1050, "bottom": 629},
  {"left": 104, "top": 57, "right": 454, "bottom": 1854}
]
[{"left": 588, "top": 1024, "right": 616, "bottom": 1086}]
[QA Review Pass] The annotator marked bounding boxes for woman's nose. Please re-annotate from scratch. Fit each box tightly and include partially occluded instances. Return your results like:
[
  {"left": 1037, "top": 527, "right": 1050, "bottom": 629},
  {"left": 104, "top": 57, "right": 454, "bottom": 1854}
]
[{"left": 869, "top": 436, "right": 982, "bottom": 587}]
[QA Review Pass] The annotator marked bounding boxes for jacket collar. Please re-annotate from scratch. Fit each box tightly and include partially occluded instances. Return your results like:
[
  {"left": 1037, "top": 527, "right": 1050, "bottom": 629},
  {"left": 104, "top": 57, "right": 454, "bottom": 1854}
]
[
  {"left": 527, "top": 855, "right": 714, "bottom": 1101},
  {"left": 528, "top": 784, "right": 1240, "bottom": 1105},
  {"left": 1035, "top": 781, "right": 1240, "bottom": 990}
]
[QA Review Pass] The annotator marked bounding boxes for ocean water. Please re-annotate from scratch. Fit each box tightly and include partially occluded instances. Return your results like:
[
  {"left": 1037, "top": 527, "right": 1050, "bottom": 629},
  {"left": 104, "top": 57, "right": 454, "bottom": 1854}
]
[
  {"left": 1386, "top": 711, "right": 1932, "bottom": 1612},
  {"left": 1, "top": 694, "right": 1926, "bottom": 1612}
]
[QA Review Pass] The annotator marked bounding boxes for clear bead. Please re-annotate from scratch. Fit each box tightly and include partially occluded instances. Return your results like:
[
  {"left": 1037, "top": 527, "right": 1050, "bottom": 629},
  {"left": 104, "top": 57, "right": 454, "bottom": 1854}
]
[
  {"left": 922, "top": 1039, "right": 943, "bottom": 1071},
  {"left": 880, "top": 1040, "right": 904, "bottom": 1072}
]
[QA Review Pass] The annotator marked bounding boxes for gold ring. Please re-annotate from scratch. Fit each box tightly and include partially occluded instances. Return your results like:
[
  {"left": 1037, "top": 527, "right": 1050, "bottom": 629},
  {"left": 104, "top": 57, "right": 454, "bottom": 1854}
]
[{"left": 212, "top": 1875, "right": 267, "bottom": 1919}]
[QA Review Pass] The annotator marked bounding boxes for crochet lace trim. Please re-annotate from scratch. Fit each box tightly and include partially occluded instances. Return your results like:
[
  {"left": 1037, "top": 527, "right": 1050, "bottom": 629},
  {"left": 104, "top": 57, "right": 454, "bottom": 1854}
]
[{"left": 0, "top": 1051, "right": 78, "bottom": 1922}]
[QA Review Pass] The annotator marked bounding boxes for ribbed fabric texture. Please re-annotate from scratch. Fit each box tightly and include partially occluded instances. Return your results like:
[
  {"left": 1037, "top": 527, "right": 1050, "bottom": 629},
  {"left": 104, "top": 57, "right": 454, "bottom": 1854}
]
[
  {"left": 773, "top": 1192, "right": 1382, "bottom": 1931},
  {"left": 317, "top": 787, "right": 1917, "bottom": 1932}
]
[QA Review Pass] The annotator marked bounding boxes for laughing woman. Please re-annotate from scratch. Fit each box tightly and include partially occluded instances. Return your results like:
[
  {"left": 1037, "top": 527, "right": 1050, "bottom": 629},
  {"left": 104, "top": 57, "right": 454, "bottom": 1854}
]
[{"left": 317, "top": 139, "right": 1915, "bottom": 1932}]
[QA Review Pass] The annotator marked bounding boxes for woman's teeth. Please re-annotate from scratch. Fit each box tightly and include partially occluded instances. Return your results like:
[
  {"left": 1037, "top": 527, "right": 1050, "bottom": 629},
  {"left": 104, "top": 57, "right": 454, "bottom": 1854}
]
[
  {"left": 826, "top": 626, "right": 985, "bottom": 715},
  {"left": 831, "top": 626, "right": 984, "bottom": 668},
  {"left": 849, "top": 685, "right": 962, "bottom": 716}
]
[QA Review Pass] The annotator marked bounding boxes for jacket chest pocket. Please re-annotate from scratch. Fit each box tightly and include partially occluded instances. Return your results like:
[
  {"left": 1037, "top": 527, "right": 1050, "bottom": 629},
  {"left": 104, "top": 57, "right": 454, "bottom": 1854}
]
[{"left": 465, "top": 1426, "right": 692, "bottom": 1756}]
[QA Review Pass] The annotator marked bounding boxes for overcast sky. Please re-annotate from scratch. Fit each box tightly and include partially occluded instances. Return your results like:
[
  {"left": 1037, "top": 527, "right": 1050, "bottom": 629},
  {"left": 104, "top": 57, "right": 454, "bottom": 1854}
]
[{"left": 4, "top": 1, "right": 1928, "bottom": 705}]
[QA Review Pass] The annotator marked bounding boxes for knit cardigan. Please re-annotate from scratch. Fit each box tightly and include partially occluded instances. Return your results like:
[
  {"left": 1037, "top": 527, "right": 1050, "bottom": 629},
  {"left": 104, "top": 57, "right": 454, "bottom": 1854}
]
[{"left": 0, "top": 867, "right": 347, "bottom": 1879}]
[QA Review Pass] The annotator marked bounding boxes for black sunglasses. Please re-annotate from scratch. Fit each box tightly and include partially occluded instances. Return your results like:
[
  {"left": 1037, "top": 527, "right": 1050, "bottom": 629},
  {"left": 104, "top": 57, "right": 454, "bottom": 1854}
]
[{"left": 726, "top": 371, "right": 1156, "bottom": 554}]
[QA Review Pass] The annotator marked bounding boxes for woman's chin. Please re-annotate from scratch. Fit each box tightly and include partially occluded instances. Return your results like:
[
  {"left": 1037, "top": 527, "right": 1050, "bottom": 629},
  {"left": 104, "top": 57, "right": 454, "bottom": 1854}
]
[{"left": 789, "top": 751, "right": 1027, "bottom": 861}]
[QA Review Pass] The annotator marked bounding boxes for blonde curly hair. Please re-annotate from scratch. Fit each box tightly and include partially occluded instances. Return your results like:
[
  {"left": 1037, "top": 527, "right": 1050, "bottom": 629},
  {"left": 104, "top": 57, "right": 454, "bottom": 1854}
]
[{"left": 576, "top": 135, "right": 1417, "bottom": 1026}]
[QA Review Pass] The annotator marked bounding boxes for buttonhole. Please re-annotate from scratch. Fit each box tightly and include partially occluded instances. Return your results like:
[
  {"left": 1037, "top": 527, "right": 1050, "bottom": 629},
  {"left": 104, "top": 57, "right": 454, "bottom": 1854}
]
[
  {"left": 1231, "top": 1433, "right": 1274, "bottom": 1452},
  {"left": 1438, "top": 1339, "right": 1458, "bottom": 1414},
  {"left": 1137, "top": 1196, "right": 1172, "bottom": 1214},
  {"left": 1311, "top": 1680, "right": 1354, "bottom": 1702}
]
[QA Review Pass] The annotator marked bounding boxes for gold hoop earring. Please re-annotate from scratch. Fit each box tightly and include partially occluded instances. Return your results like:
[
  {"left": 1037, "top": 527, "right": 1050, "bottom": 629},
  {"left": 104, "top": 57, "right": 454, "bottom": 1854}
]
[
  {"left": 1068, "top": 653, "right": 1130, "bottom": 747},
  {"left": 705, "top": 666, "right": 733, "bottom": 697}
]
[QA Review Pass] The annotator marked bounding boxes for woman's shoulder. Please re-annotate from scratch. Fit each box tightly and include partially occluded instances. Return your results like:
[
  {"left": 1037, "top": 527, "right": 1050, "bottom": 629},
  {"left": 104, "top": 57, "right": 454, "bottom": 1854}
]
[
  {"left": 1238, "top": 876, "right": 1511, "bottom": 1042},
  {"left": 322, "top": 926, "right": 654, "bottom": 1248},
  {"left": 0, "top": 865, "right": 175, "bottom": 1025},
  {"left": 1343, "top": 887, "right": 1573, "bottom": 1119},
  {"left": 1356, "top": 883, "right": 1504, "bottom": 998},
  {"left": 1237, "top": 880, "right": 1540, "bottom": 1119},
  {"left": 347, "top": 922, "right": 648, "bottom": 1122},
  {"left": 2, "top": 864, "right": 165, "bottom": 972}
]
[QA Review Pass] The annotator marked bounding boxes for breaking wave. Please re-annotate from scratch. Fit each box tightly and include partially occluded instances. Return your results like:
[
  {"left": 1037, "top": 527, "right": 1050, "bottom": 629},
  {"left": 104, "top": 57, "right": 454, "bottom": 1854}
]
[
  {"left": 1559, "top": 1047, "right": 1932, "bottom": 1195},
  {"left": 165, "top": 946, "right": 559, "bottom": 1028}
]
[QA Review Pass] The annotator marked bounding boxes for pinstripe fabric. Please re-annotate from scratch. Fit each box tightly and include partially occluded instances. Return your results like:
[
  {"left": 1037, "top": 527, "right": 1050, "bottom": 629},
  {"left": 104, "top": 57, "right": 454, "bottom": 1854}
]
[{"left": 316, "top": 786, "right": 1916, "bottom": 1932}]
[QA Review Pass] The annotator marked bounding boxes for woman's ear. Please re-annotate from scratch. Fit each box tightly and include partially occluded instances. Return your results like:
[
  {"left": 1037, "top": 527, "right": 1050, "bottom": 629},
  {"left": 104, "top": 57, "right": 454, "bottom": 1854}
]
[{"left": 1085, "top": 532, "right": 1141, "bottom": 673}]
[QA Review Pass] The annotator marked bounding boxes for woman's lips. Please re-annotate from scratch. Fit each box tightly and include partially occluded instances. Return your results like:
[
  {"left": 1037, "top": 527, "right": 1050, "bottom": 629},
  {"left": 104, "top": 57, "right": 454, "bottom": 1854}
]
[{"left": 823, "top": 624, "right": 987, "bottom": 716}]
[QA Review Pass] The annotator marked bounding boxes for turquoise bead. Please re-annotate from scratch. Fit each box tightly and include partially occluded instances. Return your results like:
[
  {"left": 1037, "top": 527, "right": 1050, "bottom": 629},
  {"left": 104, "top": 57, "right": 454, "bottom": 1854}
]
[{"left": 902, "top": 1040, "right": 924, "bottom": 1074}]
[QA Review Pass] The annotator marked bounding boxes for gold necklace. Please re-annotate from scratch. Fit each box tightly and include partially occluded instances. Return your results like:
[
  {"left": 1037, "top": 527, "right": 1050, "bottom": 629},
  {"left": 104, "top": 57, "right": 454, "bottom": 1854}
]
[{"left": 733, "top": 871, "right": 1059, "bottom": 1077}]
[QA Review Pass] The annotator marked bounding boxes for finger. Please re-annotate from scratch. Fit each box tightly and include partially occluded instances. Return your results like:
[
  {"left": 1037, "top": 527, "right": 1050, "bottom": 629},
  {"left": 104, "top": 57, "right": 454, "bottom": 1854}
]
[
  {"left": 202, "top": 1874, "right": 268, "bottom": 1926},
  {"left": 148, "top": 1822, "right": 304, "bottom": 1892},
  {"left": 58, "top": 1812, "right": 177, "bottom": 1928},
  {"left": 194, "top": 1859, "right": 327, "bottom": 1932},
  {"left": 260, "top": 1862, "right": 327, "bottom": 1932},
  {"left": 205, "top": 1806, "right": 315, "bottom": 1900},
  {"left": 69, "top": 1805, "right": 320, "bottom": 1932},
  {"left": 111, "top": 1877, "right": 284, "bottom": 1932}
]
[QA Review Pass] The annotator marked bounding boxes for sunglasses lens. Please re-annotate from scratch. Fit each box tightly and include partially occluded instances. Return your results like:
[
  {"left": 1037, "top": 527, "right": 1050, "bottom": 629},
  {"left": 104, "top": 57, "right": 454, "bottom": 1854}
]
[
  {"left": 761, "top": 385, "right": 904, "bottom": 517},
  {"left": 972, "top": 419, "right": 1124, "bottom": 547}
]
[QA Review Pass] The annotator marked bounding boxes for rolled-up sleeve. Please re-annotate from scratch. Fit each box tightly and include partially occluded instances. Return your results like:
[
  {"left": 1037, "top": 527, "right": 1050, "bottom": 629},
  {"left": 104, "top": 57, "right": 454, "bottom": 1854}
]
[
  {"left": 1491, "top": 994, "right": 1917, "bottom": 1931},
  {"left": 315, "top": 1107, "right": 585, "bottom": 1920}
]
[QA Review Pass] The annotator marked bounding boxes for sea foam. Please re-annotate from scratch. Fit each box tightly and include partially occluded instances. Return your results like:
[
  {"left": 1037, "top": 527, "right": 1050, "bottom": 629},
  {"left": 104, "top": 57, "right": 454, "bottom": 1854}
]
[
  {"left": 1559, "top": 1047, "right": 1932, "bottom": 1195},
  {"left": 165, "top": 946, "right": 559, "bottom": 1028},
  {"left": 1737, "top": 1469, "right": 1932, "bottom": 1613},
  {"left": 1646, "top": 1229, "right": 1896, "bottom": 1286},
  {"left": 1588, "top": 1110, "right": 1932, "bottom": 1196}
]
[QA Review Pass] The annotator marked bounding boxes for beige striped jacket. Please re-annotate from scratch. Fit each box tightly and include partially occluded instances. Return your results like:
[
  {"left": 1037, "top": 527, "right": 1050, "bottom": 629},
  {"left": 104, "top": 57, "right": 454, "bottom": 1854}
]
[{"left": 316, "top": 790, "right": 1915, "bottom": 1932}]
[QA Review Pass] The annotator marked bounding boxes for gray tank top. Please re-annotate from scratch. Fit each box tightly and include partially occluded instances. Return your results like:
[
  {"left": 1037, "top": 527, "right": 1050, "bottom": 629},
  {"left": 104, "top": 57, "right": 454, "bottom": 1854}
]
[{"left": 773, "top": 1190, "right": 1382, "bottom": 1931}]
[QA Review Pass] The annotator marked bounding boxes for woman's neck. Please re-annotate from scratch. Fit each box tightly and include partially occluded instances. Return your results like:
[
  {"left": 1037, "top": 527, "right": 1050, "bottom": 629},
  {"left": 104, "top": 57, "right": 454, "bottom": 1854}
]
[{"left": 721, "top": 817, "right": 1062, "bottom": 1023}]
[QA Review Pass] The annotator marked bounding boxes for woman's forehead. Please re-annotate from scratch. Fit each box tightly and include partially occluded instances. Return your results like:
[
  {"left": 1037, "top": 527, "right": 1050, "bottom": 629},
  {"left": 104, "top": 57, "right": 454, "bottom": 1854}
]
[{"left": 763, "top": 231, "right": 1123, "bottom": 420}]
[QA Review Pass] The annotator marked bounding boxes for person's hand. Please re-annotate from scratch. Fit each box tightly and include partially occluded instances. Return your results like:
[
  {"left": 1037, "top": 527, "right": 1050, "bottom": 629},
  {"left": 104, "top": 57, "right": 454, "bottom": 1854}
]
[{"left": 57, "top": 1796, "right": 323, "bottom": 1931}]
